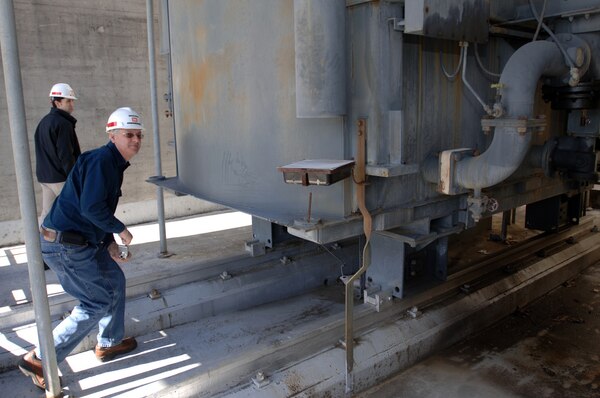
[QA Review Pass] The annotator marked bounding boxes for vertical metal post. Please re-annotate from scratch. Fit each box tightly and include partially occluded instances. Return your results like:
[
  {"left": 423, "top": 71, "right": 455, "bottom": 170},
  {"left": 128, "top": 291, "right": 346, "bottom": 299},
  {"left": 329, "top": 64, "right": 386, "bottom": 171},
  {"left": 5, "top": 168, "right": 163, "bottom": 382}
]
[
  {"left": 344, "top": 119, "right": 372, "bottom": 394},
  {"left": 435, "top": 236, "right": 449, "bottom": 281},
  {"left": 0, "top": 1, "right": 60, "bottom": 396},
  {"left": 146, "top": 0, "right": 169, "bottom": 256},
  {"left": 501, "top": 210, "right": 511, "bottom": 241}
]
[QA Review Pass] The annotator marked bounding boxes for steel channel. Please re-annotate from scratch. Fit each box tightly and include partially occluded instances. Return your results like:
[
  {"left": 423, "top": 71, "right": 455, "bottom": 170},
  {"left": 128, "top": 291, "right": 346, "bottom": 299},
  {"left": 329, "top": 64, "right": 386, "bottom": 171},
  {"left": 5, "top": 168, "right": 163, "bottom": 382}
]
[{"left": 448, "top": 216, "right": 595, "bottom": 283}]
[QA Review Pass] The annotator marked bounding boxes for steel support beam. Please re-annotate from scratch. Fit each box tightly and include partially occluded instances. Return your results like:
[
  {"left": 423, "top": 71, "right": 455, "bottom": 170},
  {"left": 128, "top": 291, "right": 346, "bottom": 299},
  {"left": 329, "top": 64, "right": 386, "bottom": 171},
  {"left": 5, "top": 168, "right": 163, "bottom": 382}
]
[
  {"left": 146, "top": 0, "right": 169, "bottom": 257},
  {"left": 0, "top": 0, "right": 60, "bottom": 395}
]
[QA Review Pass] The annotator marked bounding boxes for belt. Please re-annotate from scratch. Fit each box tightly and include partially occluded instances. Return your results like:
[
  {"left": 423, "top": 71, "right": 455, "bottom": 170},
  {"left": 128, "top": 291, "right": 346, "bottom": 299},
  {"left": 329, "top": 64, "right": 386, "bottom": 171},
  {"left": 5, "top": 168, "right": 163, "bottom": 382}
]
[{"left": 41, "top": 226, "right": 88, "bottom": 246}]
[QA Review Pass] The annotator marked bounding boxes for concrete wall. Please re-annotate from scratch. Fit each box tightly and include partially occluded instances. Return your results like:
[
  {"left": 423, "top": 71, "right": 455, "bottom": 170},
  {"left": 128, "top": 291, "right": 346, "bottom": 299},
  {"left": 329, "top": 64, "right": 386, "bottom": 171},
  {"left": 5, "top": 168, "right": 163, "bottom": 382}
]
[{"left": 0, "top": 0, "right": 221, "bottom": 245}]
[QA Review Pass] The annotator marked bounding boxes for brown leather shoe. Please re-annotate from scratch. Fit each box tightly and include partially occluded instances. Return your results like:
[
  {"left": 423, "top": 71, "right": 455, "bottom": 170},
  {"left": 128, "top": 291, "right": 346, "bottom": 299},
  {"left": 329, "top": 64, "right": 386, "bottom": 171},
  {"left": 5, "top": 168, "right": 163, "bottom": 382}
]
[
  {"left": 18, "top": 350, "right": 45, "bottom": 390},
  {"left": 95, "top": 337, "right": 137, "bottom": 362}
]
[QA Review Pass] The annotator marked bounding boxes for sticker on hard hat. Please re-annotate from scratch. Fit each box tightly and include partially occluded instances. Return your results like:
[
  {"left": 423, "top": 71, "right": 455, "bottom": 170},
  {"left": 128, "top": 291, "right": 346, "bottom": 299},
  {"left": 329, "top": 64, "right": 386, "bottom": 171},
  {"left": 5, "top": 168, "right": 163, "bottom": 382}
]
[
  {"left": 107, "top": 121, "right": 118, "bottom": 128},
  {"left": 51, "top": 91, "right": 62, "bottom": 95},
  {"left": 131, "top": 117, "right": 139, "bottom": 123}
]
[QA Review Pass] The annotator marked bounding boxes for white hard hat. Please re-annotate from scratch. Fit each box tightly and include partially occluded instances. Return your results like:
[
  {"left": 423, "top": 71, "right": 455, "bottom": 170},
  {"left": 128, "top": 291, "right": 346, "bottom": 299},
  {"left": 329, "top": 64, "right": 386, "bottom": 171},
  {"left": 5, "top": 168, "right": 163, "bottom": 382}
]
[
  {"left": 49, "top": 83, "right": 77, "bottom": 100},
  {"left": 106, "top": 107, "right": 144, "bottom": 133}
]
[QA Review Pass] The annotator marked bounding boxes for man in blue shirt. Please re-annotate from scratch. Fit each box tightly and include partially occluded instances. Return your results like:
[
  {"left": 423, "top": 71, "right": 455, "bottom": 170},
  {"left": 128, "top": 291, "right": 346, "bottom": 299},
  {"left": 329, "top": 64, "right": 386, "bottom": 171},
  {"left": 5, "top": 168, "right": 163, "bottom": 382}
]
[{"left": 19, "top": 107, "right": 145, "bottom": 390}]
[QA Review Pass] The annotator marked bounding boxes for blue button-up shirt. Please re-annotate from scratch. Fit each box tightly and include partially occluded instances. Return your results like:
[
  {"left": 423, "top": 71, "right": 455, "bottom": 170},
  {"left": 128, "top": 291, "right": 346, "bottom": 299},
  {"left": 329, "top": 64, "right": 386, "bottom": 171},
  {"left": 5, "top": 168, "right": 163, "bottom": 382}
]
[{"left": 44, "top": 141, "right": 130, "bottom": 245}]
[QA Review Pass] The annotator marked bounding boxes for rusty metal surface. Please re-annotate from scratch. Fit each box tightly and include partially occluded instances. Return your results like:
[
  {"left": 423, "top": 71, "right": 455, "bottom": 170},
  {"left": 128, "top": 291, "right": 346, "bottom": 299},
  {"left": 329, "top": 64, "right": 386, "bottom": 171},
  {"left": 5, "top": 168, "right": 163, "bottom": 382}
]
[
  {"left": 168, "top": 0, "right": 347, "bottom": 224},
  {"left": 165, "top": 0, "right": 597, "bottom": 243},
  {"left": 404, "top": 0, "right": 490, "bottom": 43}
]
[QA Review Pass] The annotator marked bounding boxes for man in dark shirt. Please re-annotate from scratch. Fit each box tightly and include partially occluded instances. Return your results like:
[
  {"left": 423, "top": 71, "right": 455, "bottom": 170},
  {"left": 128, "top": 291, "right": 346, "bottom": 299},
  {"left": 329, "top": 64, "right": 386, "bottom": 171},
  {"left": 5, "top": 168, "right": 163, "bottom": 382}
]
[
  {"left": 34, "top": 83, "right": 81, "bottom": 222},
  {"left": 19, "top": 107, "right": 144, "bottom": 390}
]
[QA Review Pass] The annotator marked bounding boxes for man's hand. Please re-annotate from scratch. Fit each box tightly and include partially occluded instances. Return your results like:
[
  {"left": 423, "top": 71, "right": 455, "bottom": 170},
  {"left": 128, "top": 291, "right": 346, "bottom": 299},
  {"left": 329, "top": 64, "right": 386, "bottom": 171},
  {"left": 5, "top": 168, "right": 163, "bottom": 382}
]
[
  {"left": 108, "top": 242, "right": 131, "bottom": 263},
  {"left": 118, "top": 228, "right": 133, "bottom": 245}
]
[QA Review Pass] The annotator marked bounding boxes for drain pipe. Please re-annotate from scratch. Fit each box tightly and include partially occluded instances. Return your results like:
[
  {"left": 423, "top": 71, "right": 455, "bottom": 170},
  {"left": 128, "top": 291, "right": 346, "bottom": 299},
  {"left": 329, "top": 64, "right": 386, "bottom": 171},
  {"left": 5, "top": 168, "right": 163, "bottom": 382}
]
[
  {"left": 0, "top": 0, "right": 61, "bottom": 396},
  {"left": 454, "top": 40, "right": 574, "bottom": 190},
  {"left": 146, "top": 0, "right": 169, "bottom": 257}
]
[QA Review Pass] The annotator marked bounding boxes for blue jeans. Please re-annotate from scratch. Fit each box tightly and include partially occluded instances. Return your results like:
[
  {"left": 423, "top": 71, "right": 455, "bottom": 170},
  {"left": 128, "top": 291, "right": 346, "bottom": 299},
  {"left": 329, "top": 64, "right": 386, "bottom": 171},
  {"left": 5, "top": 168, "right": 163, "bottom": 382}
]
[{"left": 37, "top": 235, "right": 126, "bottom": 363}]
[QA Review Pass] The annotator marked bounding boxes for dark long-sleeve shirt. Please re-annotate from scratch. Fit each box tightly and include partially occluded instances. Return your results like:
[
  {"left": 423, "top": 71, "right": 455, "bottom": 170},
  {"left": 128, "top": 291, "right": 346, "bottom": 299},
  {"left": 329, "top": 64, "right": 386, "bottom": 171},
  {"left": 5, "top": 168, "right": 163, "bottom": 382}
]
[
  {"left": 44, "top": 141, "right": 129, "bottom": 245},
  {"left": 34, "top": 108, "right": 81, "bottom": 183}
]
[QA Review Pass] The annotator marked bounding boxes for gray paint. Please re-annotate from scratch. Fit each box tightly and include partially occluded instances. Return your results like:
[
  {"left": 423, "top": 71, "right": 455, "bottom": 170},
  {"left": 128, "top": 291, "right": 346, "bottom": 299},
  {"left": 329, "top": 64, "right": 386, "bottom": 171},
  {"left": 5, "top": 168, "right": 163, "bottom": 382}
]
[
  {"left": 405, "top": 0, "right": 490, "bottom": 43},
  {"left": 163, "top": 0, "right": 600, "bottom": 243},
  {"left": 146, "top": 0, "right": 168, "bottom": 254},
  {"left": 455, "top": 40, "right": 570, "bottom": 190},
  {"left": 294, "top": 0, "right": 347, "bottom": 118},
  {"left": 168, "top": 0, "right": 347, "bottom": 224}
]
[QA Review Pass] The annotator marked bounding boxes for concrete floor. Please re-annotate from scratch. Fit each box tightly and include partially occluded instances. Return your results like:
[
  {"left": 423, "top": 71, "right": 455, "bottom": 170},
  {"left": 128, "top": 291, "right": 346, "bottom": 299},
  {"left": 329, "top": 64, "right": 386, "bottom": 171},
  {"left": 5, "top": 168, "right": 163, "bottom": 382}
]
[
  {"left": 0, "top": 211, "right": 255, "bottom": 396},
  {"left": 358, "top": 260, "right": 600, "bottom": 398},
  {"left": 0, "top": 211, "right": 599, "bottom": 397},
  {"left": 0, "top": 211, "right": 253, "bottom": 310}
]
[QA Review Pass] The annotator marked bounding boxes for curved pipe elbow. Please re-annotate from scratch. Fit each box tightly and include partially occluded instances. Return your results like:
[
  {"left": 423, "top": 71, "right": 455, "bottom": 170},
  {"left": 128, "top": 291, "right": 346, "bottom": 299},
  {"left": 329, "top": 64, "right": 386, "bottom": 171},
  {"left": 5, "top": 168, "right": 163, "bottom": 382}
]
[{"left": 454, "top": 40, "right": 571, "bottom": 191}]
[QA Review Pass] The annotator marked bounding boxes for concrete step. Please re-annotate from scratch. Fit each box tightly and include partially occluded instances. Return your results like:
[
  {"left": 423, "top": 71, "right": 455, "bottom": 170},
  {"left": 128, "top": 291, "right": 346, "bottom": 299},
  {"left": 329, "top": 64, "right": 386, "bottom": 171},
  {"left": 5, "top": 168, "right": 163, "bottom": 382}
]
[
  {"left": 0, "top": 235, "right": 356, "bottom": 373},
  {"left": 2, "top": 216, "right": 599, "bottom": 396}
]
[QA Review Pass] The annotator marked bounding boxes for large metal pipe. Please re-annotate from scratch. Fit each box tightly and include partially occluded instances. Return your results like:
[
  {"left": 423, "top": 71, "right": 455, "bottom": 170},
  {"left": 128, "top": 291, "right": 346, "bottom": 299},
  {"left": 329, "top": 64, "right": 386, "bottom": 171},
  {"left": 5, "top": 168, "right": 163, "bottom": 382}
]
[
  {"left": 454, "top": 40, "right": 569, "bottom": 189},
  {"left": 0, "top": 0, "right": 61, "bottom": 396},
  {"left": 294, "top": 0, "right": 346, "bottom": 118},
  {"left": 146, "top": 0, "right": 168, "bottom": 256}
]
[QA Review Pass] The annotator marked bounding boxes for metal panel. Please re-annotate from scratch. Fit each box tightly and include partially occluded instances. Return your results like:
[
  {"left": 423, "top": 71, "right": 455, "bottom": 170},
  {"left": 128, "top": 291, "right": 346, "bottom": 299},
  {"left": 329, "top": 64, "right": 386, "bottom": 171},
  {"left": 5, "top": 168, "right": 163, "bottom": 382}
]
[
  {"left": 168, "top": 0, "right": 347, "bottom": 225},
  {"left": 491, "top": 0, "right": 600, "bottom": 25},
  {"left": 294, "top": 0, "right": 347, "bottom": 118},
  {"left": 164, "top": 0, "right": 600, "bottom": 244},
  {"left": 368, "top": 231, "right": 405, "bottom": 298},
  {"left": 404, "top": 0, "right": 490, "bottom": 43}
]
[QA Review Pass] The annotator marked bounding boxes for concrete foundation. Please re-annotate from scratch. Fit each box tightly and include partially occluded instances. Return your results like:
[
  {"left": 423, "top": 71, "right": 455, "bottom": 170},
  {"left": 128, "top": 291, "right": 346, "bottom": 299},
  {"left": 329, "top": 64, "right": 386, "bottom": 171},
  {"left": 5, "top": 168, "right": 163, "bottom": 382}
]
[
  {"left": 0, "top": 0, "right": 209, "bottom": 244},
  {"left": 1, "top": 213, "right": 597, "bottom": 397}
]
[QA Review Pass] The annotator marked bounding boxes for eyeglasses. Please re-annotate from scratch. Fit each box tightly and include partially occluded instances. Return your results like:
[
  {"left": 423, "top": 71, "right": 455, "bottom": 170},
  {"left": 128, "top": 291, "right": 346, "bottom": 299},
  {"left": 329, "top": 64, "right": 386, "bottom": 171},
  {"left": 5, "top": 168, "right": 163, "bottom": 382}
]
[{"left": 119, "top": 131, "right": 144, "bottom": 139}]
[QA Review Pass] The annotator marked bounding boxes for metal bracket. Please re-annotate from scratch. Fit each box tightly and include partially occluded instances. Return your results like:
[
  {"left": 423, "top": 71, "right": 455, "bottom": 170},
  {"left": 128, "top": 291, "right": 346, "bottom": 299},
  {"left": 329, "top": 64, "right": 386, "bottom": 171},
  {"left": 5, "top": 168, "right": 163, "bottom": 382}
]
[
  {"left": 251, "top": 371, "right": 270, "bottom": 389},
  {"left": 366, "top": 163, "right": 419, "bottom": 178},
  {"left": 407, "top": 306, "right": 422, "bottom": 319},
  {"left": 220, "top": 271, "right": 232, "bottom": 281},
  {"left": 244, "top": 240, "right": 266, "bottom": 256},
  {"left": 438, "top": 148, "right": 475, "bottom": 195},
  {"left": 363, "top": 289, "right": 391, "bottom": 312},
  {"left": 481, "top": 116, "right": 547, "bottom": 136},
  {"left": 389, "top": 17, "right": 405, "bottom": 32}
]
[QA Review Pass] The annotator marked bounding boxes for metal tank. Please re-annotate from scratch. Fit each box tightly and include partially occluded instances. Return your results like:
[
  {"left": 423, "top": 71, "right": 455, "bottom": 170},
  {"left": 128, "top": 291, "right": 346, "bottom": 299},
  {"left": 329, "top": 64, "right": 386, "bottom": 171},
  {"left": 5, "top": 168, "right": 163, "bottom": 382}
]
[{"left": 156, "top": 0, "right": 600, "bottom": 300}]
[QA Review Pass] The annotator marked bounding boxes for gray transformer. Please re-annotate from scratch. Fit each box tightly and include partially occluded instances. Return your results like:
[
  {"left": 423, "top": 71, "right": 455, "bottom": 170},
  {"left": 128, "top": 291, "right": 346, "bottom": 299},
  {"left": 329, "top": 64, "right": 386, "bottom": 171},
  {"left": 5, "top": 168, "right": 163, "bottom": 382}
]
[{"left": 158, "top": 0, "right": 600, "bottom": 298}]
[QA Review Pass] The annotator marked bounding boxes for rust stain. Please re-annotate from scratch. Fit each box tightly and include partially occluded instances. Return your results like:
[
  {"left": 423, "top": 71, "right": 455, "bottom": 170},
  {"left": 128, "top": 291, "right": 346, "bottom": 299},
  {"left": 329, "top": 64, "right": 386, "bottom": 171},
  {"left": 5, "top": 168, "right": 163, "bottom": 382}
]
[
  {"left": 177, "top": 43, "right": 237, "bottom": 129},
  {"left": 178, "top": 57, "right": 211, "bottom": 128},
  {"left": 190, "top": 59, "right": 211, "bottom": 105},
  {"left": 284, "top": 370, "right": 303, "bottom": 394},
  {"left": 273, "top": 0, "right": 295, "bottom": 125},
  {"left": 275, "top": 30, "right": 295, "bottom": 124},
  {"left": 195, "top": 25, "right": 206, "bottom": 43}
]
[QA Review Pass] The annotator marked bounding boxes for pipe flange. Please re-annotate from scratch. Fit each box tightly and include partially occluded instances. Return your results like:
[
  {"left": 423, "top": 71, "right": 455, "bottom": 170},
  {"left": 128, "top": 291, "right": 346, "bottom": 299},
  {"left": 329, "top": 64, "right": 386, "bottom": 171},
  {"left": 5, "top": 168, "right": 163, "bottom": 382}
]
[
  {"left": 542, "top": 80, "right": 600, "bottom": 110},
  {"left": 545, "top": 33, "right": 592, "bottom": 87}
]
